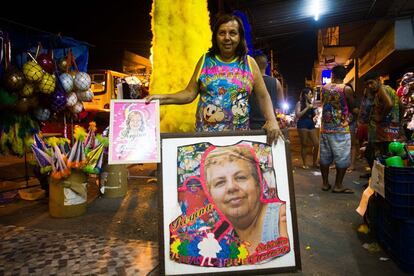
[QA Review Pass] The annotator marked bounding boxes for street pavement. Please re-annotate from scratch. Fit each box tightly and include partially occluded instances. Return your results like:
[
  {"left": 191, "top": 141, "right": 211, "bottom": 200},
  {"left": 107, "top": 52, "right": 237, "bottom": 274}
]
[{"left": 0, "top": 141, "right": 410, "bottom": 275}]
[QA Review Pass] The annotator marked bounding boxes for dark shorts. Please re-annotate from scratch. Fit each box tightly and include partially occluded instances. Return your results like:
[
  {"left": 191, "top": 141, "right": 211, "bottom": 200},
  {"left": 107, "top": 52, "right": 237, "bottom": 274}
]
[{"left": 297, "top": 118, "right": 315, "bottom": 130}]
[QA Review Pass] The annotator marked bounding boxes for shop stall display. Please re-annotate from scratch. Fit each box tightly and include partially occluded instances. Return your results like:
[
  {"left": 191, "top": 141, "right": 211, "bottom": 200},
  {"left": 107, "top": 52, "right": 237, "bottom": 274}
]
[{"left": 30, "top": 124, "right": 110, "bottom": 217}]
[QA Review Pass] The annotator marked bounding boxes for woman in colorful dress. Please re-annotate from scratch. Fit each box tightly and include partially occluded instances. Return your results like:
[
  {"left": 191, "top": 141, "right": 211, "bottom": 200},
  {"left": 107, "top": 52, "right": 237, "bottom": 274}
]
[{"left": 146, "top": 14, "right": 281, "bottom": 144}]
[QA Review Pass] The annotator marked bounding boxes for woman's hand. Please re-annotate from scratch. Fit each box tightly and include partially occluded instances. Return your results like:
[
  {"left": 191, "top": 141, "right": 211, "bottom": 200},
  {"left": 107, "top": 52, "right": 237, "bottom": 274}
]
[{"left": 262, "top": 119, "right": 284, "bottom": 145}]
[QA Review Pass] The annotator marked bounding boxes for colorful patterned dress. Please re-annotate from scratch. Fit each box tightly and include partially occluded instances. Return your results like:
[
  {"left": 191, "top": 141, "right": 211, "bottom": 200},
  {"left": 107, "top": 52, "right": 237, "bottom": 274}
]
[{"left": 196, "top": 54, "right": 254, "bottom": 132}]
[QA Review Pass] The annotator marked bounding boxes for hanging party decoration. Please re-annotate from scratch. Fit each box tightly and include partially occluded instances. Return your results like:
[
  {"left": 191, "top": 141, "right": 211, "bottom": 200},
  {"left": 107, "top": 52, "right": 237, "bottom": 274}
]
[
  {"left": 66, "top": 92, "right": 78, "bottom": 107},
  {"left": 3, "top": 67, "right": 25, "bottom": 91},
  {"left": 38, "top": 73, "right": 56, "bottom": 94},
  {"left": 33, "top": 107, "right": 51, "bottom": 122},
  {"left": 50, "top": 88, "right": 67, "bottom": 112},
  {"left": 22, "top": 60, "right": 44, "bottom": 82},
  {"left": 36, "top": 49, "right": 54, "bottom": 74},
  {"left": 74, "top": 72, "right": 91, "bottom": 91},
  {"left": 59, "top": 73, "right": 74, "bottom": 93},
  {"left": 77, "top": 89, "right": 93, "bottom": 102},
  {"left": 20, "top": 83, "right": 35, "bottom": 97}
]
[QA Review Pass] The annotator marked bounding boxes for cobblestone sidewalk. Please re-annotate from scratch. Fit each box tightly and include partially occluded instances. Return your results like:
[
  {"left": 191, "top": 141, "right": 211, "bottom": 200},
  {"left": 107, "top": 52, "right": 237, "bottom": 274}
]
[{"left": 0, "top": 225, "right": 158, "bottom": 276}]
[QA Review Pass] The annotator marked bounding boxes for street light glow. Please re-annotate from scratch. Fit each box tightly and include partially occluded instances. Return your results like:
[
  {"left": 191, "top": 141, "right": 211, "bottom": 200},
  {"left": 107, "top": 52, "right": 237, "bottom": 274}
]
[
  {"left": 312, "top": 0, "right": 320, "bottom": 21},
  {"left": 307, "top": 0, "right": 324, "bottom": 21}
]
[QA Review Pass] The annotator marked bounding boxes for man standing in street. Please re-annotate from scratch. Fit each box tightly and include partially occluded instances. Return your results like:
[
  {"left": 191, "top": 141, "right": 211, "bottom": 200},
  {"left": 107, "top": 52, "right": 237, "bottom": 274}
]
[
  {"left": 320, "top": 65, "right": 354, "bottom": 193},
  {"left": 249, "top": 54, "right": 284, "bottom": 129},
  {"left": 363, "top": 72, "right": 404, "bottom": 168}
]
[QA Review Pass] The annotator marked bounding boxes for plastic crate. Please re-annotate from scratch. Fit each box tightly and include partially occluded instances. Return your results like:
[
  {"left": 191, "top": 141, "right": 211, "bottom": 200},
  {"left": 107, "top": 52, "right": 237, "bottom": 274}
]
[
  {"left": 375, "top": 198, "right": 414, "bottom": 274},
  {"left": 384, "top": 166, "right": 414, "bottom": 219}
]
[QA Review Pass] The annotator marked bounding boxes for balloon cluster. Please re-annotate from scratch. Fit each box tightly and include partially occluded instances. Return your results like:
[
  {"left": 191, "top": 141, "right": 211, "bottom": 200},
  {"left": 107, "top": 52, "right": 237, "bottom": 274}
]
[
  {"left": 0, "top": 45, "right": 93, "bottom": 123},
  {"left": 58, "top": 50, "right": 93, "bottom": 117}
]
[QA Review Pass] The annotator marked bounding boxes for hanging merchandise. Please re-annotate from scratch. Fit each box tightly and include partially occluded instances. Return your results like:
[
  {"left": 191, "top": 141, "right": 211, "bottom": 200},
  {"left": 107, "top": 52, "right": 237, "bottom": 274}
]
[
  {"left": 38, "top": 72, "right": 56, "bottom": 94},
  {"left": 74, "top": 72, "right": 91, "bottom": 91},
  {"left": 57, "top": 57, "right": 68, "bottom": 72},
  {"left": 59, "top": 73, "right": 74, "bottom": 93},
  {"left": 76, "top": 89, "right": 93, "bottom": 102},
  {"left": 59, "top": 49, "right": 92, "bottom": 115},
  {"left": 20, "top": 83, "right": 35, "bottom": 97},
  {"left": 65, "top": 92, "right": 78, "bottom": 107},
  {"left": 33, "top": 107, "right": 51, "bottom": 122},
  {"left": 36, "top": 46, "right": 54, "bottom": 74},
  {"left": 3, "top": 66, "right": 25, "bottom": 91},
  {"left": 50, "top": 88, "right": 67, "bottom": 112},
  {"left": 22, "top": 59, "right": 44, "bottom": 83}
]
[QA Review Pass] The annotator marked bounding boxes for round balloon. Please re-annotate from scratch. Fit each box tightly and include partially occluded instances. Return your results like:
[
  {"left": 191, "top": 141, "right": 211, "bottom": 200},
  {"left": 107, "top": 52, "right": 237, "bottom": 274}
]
[
  {"left": 20, "top": 83, "right": 35, "bottom": 97},
  {"left": 70, "top": 101, "right": 83, "bottom": 114},
  {"left": 3, "top": 67, "right": 25, "bottom": 91},
  {"left": 38, "top": 73, "right": 56, "bottom": 94},
  {"left": 66, "top": 92, "right": 78, "bottom": 107},
  {"left": 50, "top": 89, "right": 67, "bottom": 112},
  {"left": 58, "top": 57, "right": 68, "bottom": 72},
  {"left": 34, "top": 107, "right": 51, "bottom": 121},
  {"left": 74, "top": 72, "right": 91, "bottom": 91},
  {"left": 77, "top": 89, "right": 93, "bottom": 102},
  {"left": 22, "top": 61, "right": 44, "bottom": 82},
  {"left": 36, "top": 53, "right": 54, "bottom": 74},
  {"left": 59, "top": 73, "right": 74, "bottom": 93}
]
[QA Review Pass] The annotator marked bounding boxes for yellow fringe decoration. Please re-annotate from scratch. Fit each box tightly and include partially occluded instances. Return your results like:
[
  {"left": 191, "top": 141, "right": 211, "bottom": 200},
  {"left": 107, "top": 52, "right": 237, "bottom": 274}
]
[
  {"left": 47, "top": 137, "right": 60, "bottom": 147},
  {"left": 73, "top": 125, "right": 87, "bottom": 142},
  {"left": 150, "top": 0, "right": 211, "bottom": 132}
]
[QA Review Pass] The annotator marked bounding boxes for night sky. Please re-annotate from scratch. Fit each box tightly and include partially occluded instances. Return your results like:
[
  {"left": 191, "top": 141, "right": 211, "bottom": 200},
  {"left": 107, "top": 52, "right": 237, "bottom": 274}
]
[{"left": 1, "top": 1, "right": 316, "bottom": 110}]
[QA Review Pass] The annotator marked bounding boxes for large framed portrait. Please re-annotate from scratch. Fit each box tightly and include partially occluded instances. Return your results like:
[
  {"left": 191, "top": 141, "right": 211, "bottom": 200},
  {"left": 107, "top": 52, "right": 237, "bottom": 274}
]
[
  {"left": 159, "top": 131, "right": 301, "bottom": 275},
  {"left": 108, "top": 99, "right": 160, "bottom": 164}
]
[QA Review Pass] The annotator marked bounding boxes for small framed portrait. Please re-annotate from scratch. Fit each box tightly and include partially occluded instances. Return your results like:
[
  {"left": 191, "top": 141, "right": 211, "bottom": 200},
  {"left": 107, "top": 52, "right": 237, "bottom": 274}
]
[
  {"left": 159, "top": 131, "right": 301, "bottom": 275},
  {"left": 108, "top": 99, "right": 160, "bottom": 164}
]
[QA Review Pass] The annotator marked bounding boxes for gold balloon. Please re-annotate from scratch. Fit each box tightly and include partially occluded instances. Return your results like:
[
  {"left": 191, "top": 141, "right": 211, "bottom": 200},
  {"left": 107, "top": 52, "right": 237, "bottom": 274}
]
[
  {"left": 4, "top": 68, "right": 25, "bottom": 91},
  {"left": 21, "top": 83, "right": 35, "bottom": 97},
  {"left": 58, "top": 57, "right": 68, "bottom": 72}
]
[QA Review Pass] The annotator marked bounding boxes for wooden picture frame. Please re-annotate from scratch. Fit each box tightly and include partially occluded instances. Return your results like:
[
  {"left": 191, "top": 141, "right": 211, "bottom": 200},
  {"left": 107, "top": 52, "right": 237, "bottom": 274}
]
[
  {"left": 108, "top": 99, "right": 160, "bottom": 164},
  {"left": 159, "top": 131, "right": 301, "bottom": 275}
]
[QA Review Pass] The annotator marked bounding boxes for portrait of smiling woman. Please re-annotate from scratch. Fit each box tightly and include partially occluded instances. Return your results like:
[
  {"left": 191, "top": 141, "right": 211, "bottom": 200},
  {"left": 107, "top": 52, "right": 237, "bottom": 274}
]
[{"left": 203, "top": 145, "right": 288, "bottom": 253}]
